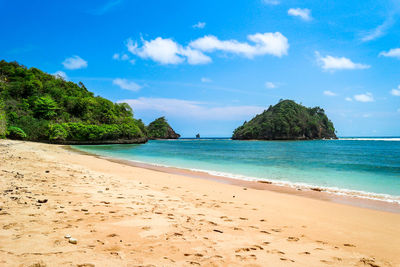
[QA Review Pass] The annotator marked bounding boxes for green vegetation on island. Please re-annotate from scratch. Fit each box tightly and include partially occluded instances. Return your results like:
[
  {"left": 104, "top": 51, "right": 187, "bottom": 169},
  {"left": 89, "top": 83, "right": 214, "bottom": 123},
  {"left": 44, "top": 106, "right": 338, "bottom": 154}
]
[
  {"left": 147, "top": 117, "right": 180, "bottom": 139},
  {"left": 232, "top": 99, "right": 337, "bottom": 140},
  {"left": 0, "top": 60, "right": 147, "bottom": 144}
]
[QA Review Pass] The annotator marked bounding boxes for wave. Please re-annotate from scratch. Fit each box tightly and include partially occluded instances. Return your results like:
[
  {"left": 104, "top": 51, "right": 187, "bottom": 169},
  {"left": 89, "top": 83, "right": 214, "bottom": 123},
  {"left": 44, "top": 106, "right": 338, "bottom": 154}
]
[
  {"left": 339, "top": 138, "right": 400, "bottom": 141},
  {"left": 121, "top": 158, "right": 400, "bottom": 205}
]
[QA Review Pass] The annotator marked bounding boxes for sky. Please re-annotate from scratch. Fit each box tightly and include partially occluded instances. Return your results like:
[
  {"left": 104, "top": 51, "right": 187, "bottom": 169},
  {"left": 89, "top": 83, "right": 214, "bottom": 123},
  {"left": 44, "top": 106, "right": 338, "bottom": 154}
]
[{"left": 1, "top": 0, "right": 400, "bottom": 137}]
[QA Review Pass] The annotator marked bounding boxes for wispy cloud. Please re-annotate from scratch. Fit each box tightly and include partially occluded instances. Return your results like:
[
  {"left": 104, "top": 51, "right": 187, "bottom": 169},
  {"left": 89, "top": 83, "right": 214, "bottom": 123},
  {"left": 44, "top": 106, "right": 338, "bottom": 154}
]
[
  {"left": 120, "top": 97, "right": 265, "bottom": 120},
  {"left": 113, "top": 53, "right": 130, "bottom": 61},
  {"left": 361, "top": 4, "right": 400, "bottom": 42},
  {"left": 262, "top": 0, "right": 280, "bottom": 5},
  {"left": 201, "top": 77, "right": 212, "bottom": 83},
  {"left": 112, "top": 78, "right": 142, "bottom": 92},
  {"left": 391, "top": 85, "right": 400, "bottom": 96},
  {"left": 345, "top": 97, "right": 353, "bottom": 102},
  {"left": 90, "top": 0, "right": 123, "bottom": 15},
  {"left": 379, "top": 48, "right": 400, "bottom": 59},
  {"left": 265, "top": 81, "right": 278, "bottom": 89},
  {"left": 315, "top": 52, "right": 370, "bottom": 71},
  {"left": 62, "top": 56, "right": 87, "bottom": 70},
  {"left": 323, "top": 90, "right": 337, "bottom": 96},
  {"left": 193, "top": 22, "right": 206, "bottom": 29},
  {"left": 288, "top": 8, "right": 312, "bottom": 21}
]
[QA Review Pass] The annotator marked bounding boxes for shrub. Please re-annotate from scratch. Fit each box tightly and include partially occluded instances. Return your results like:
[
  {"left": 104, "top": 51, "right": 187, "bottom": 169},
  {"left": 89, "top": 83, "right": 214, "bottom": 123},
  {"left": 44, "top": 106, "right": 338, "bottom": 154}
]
[
  {"left": 6, "top": 126, "right": 27, "bottom": 140},
  {"left": 48, "top": 124, "right": 68, "bottom": 141}
]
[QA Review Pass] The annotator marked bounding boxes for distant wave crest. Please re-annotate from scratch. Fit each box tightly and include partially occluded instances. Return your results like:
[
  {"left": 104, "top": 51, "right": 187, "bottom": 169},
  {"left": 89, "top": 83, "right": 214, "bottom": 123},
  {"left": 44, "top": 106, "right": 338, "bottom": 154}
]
[{"left": 339, "top": 138, "right": 400, "bottom": 141}]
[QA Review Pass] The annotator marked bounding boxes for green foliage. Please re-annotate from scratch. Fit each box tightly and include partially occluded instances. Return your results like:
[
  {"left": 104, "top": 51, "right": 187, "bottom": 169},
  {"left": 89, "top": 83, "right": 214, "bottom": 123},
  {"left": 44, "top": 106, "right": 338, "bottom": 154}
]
[
  {"left": 232, "top": 100, "right": 337, "bottom": 140},
  {"left": 48, "top": 122, "right": 143, "bottom": 142},
  {"left": 0, "top": 60, "right": 146, "bottom": 143},
  {"left": 0, "top": 100, "right": 6, "bottom": 138},
  {"left": 147, "top": 117, "right": 180, "bottom": 139},
  {"left": 33, "top": 96, "right": 58, "bottom": 119},
  {"left": 6, "top": 126, "right": 27, "bottom": 140}
]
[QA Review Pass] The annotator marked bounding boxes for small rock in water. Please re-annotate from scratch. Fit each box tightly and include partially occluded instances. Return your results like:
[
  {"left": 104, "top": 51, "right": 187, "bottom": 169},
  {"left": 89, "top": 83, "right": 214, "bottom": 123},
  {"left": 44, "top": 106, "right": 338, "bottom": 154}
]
[
  {"left": 64, "top": 234, "right": 71, "bottom": 239},
  {"left": 37, "top": 199, "right": 48, "bottom": 204},
  {"left": 69, "top": 238, "right": 77, "bottom": 244}
]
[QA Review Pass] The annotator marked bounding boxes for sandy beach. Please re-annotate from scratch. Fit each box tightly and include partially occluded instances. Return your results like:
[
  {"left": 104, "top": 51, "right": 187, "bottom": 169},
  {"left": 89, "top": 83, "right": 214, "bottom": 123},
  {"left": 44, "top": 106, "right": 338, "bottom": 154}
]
[{"left": 1, "top": 140, "right": 400, "bottom": 266}]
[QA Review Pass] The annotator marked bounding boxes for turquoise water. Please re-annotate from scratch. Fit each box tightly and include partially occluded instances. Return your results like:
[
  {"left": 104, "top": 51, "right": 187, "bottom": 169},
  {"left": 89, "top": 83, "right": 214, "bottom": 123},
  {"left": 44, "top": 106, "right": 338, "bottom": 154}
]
[{"left": 74, "top": 138, "right": 400, "bottom": 203}]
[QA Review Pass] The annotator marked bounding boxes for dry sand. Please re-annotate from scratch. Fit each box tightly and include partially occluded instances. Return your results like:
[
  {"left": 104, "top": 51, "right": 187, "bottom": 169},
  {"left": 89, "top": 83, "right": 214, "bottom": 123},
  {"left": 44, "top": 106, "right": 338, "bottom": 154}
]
[{"left": 0, "top": 140, "right": 399, "bottom": 266}]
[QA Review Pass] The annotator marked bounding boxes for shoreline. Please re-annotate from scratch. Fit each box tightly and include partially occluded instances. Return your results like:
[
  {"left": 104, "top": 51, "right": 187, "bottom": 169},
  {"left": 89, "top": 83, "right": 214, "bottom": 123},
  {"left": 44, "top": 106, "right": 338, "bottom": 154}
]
[
  {"left": 2, "top": 140, "right": 400, "bottom": 266},
  {"left": 70, "top": 146, "right": 400, "bottom": 214}
]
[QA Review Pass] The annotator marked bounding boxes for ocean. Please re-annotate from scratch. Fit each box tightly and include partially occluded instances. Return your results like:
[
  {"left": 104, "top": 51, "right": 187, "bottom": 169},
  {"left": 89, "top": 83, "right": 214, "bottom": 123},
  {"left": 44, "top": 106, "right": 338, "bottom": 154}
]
[{"left": 73, "top": 138, "right": 400, "bottom": 204}]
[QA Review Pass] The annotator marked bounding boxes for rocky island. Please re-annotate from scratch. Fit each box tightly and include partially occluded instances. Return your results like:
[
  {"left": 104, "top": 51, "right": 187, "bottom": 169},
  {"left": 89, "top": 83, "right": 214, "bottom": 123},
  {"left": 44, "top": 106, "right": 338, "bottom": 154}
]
[
  {"left": 232, "top": 99, "right": 337, "bottom": 140},
  {"left": 147, "top": 117, "right": 180, "bottom": 139}
]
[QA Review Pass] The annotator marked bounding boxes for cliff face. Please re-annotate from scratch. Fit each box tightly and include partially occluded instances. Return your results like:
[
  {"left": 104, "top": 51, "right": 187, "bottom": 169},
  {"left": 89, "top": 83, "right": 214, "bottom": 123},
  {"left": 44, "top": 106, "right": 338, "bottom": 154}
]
[
  {"left": 232, "top": 100, "right": 337, "bottom": 140},
  {"left": 147, "top": 117, "right": 180, "bottom": 139}
]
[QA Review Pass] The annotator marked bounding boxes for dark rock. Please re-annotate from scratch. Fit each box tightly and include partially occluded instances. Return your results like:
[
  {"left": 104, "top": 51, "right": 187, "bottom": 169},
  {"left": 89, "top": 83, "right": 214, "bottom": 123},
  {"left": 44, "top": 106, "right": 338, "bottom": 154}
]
[{"left": 37, "top": 199, "right": 48, "bottom": 203}]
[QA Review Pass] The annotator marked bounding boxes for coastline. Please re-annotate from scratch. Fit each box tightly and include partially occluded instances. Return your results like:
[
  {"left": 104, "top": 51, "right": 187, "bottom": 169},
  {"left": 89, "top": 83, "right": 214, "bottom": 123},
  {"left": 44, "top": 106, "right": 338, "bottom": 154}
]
[
  {"left": 70, "top": 146, "right": 400, "bottom": 214},
  {"left": 1, "top": 140, "right": 400, "bottom": 266}
]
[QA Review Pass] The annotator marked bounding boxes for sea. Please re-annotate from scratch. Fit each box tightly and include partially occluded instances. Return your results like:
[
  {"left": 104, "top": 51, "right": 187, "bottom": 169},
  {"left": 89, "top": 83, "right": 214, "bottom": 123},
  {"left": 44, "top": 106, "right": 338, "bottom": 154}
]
[{"left": 73, "top": 137, "right": 400, "bottom": 204}]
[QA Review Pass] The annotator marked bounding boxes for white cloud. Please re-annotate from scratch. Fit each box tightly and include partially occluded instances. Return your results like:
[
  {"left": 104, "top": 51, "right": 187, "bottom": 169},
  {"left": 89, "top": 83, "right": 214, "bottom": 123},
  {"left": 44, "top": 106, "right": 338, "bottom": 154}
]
[
  {"left": 193, "top": 22, "right": 206, "bottom": 29},
  {"left": 323, "top": 90, "right": 337, "bottom": 96},
  {"left": 397, "top": 108, "right": 400, "bottom": 113},
  {"left": 262, "top": 0, "right": 280, "bottom": 5},
  {"left": 120, "top": 97, "right": 265, "bottom": 120},
  {"left": 190, "top": 32, "right": 289, "bottom": 58},
  {"left": 354, "top": 92, "right": 374, "bottom": 102},
  {"left": 380, "top": 48, "right": 400, "bottom": 59},
  {"left": 62, "top": 55, "right": 88, "bottom": 70},
  {"left": 265, "top": 82, "right": 277, "bottom": 89},
  {"left": 126, "top": 32, "right": 287, "bottom": 65},
  {"left": 112, "top": 78, "right": 142, "bottom": 92},
  {"left": 127, "top": 37, "right": 211, "bottom": 65},
  {"left": 113, "top": 53, "right": 120, "bottom": 60},
  {"left": 315, "top": 52, "right": 370, "bottom": 71},
  {"left": 288, "top": 8, "right": 312, "bottom": 21},
  {"left": 391, "top": 86, "right": 400, "bottom": 96},
  {"left": 128, "top": 37, "right": 183, "bottom": 64},
  {"left": 345, "top": 97, "right": 353, "bottom": 102},
  {"left": 53, "top": 71, "right": 68, "bottom": 80},
  {"left": 201, "top": 77, "right": 212, "bottom": 83},
  {"left": 180, "top": 47, "right": 212, "bottom": 64}
]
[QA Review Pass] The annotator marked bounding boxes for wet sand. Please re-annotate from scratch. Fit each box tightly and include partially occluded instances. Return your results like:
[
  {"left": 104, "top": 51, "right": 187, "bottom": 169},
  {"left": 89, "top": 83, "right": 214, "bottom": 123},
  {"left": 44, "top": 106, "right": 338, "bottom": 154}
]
[{"left": 1, "top": 140, "right": 400, "bottom": 266}]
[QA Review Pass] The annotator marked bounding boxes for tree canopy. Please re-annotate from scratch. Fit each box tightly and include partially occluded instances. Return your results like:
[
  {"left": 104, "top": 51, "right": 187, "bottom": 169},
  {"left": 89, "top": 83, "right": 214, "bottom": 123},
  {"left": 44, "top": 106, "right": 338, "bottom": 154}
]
[
  {"left": 0, "top": 60, "right": 146, "bottom": 143},
  {"left": 232, "top": 100, "right": 337, "bottom": 140}
]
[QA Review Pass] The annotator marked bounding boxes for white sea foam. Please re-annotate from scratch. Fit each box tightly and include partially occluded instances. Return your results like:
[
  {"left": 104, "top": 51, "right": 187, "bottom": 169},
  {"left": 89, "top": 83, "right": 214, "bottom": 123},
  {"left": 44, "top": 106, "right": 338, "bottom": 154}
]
[
  {"left": 121, "top": 158, "right": 400, "bottom": 205},
  {"left": 339, "top": 138, "right": 400, "bottom": 141}
]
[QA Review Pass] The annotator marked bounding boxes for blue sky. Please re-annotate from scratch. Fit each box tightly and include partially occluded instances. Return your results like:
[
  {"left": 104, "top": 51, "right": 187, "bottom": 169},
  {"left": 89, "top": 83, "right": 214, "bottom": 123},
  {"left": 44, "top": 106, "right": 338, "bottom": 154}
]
[{"left": 1, "top": 0, "right": 400, "bottom": 137}]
